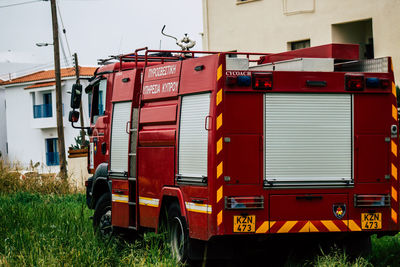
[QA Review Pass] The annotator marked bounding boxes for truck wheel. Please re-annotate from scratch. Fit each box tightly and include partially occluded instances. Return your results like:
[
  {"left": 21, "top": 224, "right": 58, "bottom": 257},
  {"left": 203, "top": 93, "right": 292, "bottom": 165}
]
[
  {"left": 93, "top": 193, "right": 112, "bottom": 238},
  {"left": 168, "top": 202, "right": 189, "bottom": 263}
]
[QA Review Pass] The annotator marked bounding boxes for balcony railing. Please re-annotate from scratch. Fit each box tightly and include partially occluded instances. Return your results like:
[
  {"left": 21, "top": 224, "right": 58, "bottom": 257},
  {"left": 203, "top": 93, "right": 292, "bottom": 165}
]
[
  {"left": 33, "top": 104, "right": 52, "bottom": 118},
  {"left": 46, "top": 152, "right": 59, "bottom": 166}
]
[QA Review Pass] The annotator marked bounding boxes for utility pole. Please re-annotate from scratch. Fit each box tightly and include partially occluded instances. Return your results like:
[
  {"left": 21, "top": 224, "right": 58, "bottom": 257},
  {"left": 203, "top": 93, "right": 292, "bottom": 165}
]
[
  {"left": 73, "top": 53, "right": 86, "bottom": 145},
  {"left": 50, "top": 0, "right": 67, "bottom": 179}
]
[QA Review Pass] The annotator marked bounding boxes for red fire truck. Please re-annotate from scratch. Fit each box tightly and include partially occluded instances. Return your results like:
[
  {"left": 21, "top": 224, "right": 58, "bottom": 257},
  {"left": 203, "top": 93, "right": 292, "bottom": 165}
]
[{"left": 69, "top": 44, "right": 399, "bottom": 261}]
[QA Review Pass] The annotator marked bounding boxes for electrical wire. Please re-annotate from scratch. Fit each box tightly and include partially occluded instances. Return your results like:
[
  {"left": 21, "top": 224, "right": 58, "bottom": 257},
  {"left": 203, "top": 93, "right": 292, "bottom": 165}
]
[
  {"left": 0, "top": 0, "right": 42, "bottom": 9},
  {"left": 56, "top": 0, "right": 72, "bottom": 56}
]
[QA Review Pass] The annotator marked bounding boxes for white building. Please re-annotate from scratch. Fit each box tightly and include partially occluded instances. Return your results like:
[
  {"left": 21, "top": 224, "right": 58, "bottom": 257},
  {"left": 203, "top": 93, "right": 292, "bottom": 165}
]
[
  {"left": 202, "top": 0, "right": 400, "bottom": 80},
  {"left": 1, "top": 67, "right": 96, "bottom": 172},
  {"left": 0, "top": 81, "right": 7, "bottom": 159}
]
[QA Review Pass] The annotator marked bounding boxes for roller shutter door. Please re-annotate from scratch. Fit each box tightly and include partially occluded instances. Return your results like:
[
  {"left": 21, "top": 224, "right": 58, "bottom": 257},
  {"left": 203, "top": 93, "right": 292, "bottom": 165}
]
[
  {"left": 264, "top": 93, "right": 352, "bottom": 185},
  {"left": 178, "top": 93, "right": 210, "bottom": 180},
  {"left": 110, "top": 101, "right": 131, "bottom": 173}
]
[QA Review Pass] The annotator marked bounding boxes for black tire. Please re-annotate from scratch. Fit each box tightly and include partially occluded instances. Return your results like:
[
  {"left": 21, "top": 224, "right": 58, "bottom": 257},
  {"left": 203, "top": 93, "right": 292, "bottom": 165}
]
[
  {"left": 168, "top": 202, "right": 189, "bottom": 263},
  {"left": 93, "top": 193, "right": 113, "bottom": 239}
]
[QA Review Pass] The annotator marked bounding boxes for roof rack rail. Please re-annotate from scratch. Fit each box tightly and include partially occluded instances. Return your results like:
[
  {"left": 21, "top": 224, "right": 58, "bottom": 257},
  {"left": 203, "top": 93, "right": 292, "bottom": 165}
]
[{"left": 119, "top": 48, "right": 271, "bottom": 70}]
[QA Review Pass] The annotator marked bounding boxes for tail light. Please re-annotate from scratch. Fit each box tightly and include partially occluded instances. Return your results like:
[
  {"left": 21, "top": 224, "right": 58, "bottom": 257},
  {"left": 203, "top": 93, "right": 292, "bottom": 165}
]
[
  {"left": 380, "top": 78, "right": 390, "bottom": 89},
  {"left": 354, "top": 194, "right": 390, "bottom": 207},
  {"left": 225, "top": 196, "right": 264, "bottom": 210},
  {"left": 252, "top": 72, "right": 273, "bottom": 90},
  {"left": 345, "top": 74, "right": 364, "bottom": 91},
  {"left": 365, "top": 77, "right": 391, "bottom": 89}
]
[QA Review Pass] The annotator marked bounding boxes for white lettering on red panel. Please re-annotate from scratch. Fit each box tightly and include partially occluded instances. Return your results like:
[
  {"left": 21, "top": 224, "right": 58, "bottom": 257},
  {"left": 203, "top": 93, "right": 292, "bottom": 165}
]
[
  {"left": 226, "top": 71, "right": 251, "bottom": 76},
  {"left": 147, "top": 65, "right": 177, "bottom": 79},
  {"left": 142, "top": 79, "right": 179, "bottom": 100}
]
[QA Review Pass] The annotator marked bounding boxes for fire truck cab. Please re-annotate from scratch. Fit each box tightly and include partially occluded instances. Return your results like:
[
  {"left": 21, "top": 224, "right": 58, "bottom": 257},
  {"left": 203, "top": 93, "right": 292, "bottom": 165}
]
[{"left": 69, "top": 44, "right": 399, "bottom": 261}]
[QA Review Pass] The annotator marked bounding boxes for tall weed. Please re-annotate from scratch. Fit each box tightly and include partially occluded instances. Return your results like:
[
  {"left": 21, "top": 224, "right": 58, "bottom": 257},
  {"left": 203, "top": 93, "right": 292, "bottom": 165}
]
[
  {"left": 0, "top": 160, "right": 79, "bottom": 194},
  {"left": 0, "top": 193, "right": 178, "bottom": 266}
]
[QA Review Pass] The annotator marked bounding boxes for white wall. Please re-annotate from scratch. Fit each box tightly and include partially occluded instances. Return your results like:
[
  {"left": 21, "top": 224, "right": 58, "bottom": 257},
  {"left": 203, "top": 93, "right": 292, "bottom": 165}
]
[
  {"left": 0, "top": 86, "right": 7, "bottom": 159},
  {"left": 202, "top": 0, "right": 400, "bottom": 80},
  {"left": 4, "top": 78, "right": 90, "bottom": 173}
]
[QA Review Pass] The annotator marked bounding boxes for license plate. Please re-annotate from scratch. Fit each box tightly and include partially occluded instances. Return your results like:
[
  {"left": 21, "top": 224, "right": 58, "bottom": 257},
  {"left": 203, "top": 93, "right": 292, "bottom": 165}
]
[
  {"left": 233, "top": 215, "right": 255, "bottom": 233},
  {"left": 361, "top": 213, "right": 382, "bottom": 230}
]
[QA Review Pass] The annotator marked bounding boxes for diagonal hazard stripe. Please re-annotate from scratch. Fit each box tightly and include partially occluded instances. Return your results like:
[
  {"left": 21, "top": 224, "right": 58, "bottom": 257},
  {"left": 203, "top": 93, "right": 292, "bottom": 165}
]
[
  {"left": 321, "top": 220, "right": 341, "bottom": 232},
  {"left": 392, "top": 140, "right": 398, "bottom": 157},
  {"left": 392, "top": 208, "right": 398, "bottom": 224},
  {"left": 256, "top": 221, "right": 269, "bottom": 234},
  {"left": 392, "top": 186, "right": 398, "bottom": 202},
  {"left": 392, "top": 163, "right": 398, "bottom": 180},
  {"left": 348, "top": 220, "right": 361, "bottom": 231},
  {"left": 217, "top": 210, "right": 223, "bottom": 226},
  {"left": 393, "top": 105, "right": 398, "bottom": 121},
  {"left": 217, "top": 162, "right": 223, "bottom": 178},
  {"left": 309, "top": 221, "right": 319, "bottom": 232},
  {"left": 217, "top": 65, "right": 222, "bottom": 81},
  {"left": 393, "top": 82, "right": 397, "bottom": 98},
  {"left": 277, "top": 221, "right": 297, "bottom": 233},
  {"left": 299, "top": 222, "right": 309, "bottom": 233},
  {"left": 216, "top": 114, "right": 222, "bottom": 130},
  {"left": 216, "top": 89, "right": 223, "bottom": 106},
  {"left": 217, "top": 186, "right": 223, "bottom": 203},
  {"left": 217, "top": 138, "right": 223, "bottom": 154}
]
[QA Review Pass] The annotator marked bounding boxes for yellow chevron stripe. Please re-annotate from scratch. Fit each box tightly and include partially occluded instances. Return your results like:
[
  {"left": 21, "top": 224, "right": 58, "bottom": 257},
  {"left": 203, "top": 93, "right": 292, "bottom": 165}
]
[
  {"left": 217, "top": 162, "right": 223, "bottom": 178},
  {"left": 216, "top": 89, "right": 223, "bottom": 106},
  {"left": 217, "top": 65, "right": 222, "bottom": 81},
  {"left": 348, "top": 220, "right": 361, "bottom": 231},
  {"left": 217, "top": 186, "right": 223, "bottom": 203},
  {"left": 321, "top": 220, "right": 340, "bottom": 232},
  {"left": 299, "top": 222, "right": 309, "bottom": 233},
  {"left": 216, "top": 114, "right": 223, "bottom": 130},
  {"left": 392, "top": 140, "right": 398, "bottom": 157},
  {"left": 309, "top": 222, "right": 319, "bottom": 232},
  {"left": 392, "top": 163, "right": 398, "bottom": 180},
  {"left": 217, "top": 138, "right": 223, "bottom": 154},
  {"left": 393, "top": 105, "right": 398, "bottom": 121},
  {"left": 393, "top": 82, "right": 397, "bottom": 97},
  {"left": 217, "top": 210, "right": 223, "bottom": 226},
  {"left": 392, "top": 208, "right": 398, "bottom": 223},
  {"left": 277, "top": 221, "right": 297, "bottom": 233},
  {"left": 392, "top": 186, "right": 398, "bottom": 202},
  {"left": 256, "top": 221, "right": 269, "bottom": 234}
]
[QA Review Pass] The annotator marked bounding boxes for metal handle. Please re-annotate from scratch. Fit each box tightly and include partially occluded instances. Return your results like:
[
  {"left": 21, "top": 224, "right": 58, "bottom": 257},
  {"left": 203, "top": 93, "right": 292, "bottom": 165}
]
[
  {"left": 205, "top": 115, "right": 211, "bottom": 131},
  {"left": 126, "top": 121, "right": 131, "bottom": 134}
]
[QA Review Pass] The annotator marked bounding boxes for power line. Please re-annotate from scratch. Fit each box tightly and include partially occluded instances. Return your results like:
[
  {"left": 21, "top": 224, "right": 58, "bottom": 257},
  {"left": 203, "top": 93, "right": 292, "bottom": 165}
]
[
  {"left": 0, "top": 0, "right": 43, "bottom": 9},
  {"left": 56, "top": 0, "right": 72, "bottom": 56}
]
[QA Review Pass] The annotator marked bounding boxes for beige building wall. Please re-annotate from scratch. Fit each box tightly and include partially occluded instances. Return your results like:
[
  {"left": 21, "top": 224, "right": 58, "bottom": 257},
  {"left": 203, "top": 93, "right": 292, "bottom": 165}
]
[{"left": 202, "top": 0, "right": 400, "bottom": 80}]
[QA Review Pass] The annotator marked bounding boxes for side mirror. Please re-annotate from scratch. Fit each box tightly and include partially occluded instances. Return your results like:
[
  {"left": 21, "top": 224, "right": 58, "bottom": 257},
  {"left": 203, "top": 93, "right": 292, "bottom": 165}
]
[
  {"left": 69, "top": 110, "right": 80, "bottom": 123},
  {"left": 70, "top": 84, "right": 82, "bottom": 109}
]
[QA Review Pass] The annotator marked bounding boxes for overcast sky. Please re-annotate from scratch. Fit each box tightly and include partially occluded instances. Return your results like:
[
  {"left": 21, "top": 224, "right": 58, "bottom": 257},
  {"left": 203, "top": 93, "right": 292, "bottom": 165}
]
[{"left": 0, "top": 0, "right": 203, "bottom": 78}]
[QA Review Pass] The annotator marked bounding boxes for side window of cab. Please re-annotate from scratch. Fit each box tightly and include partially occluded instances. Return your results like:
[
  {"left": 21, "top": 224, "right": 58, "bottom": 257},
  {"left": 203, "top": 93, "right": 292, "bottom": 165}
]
[{"left": 90, "top": 79, "right": 107, "bottom": 124}]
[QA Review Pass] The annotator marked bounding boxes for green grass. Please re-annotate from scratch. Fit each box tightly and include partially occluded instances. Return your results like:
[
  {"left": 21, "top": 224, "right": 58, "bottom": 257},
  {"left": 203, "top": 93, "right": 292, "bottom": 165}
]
[
  {"left": 0, "top": 192, "right": 178, "bottom": 266},
  {"left": 1, "top": 192, "right": 400, "bottom": 266}
]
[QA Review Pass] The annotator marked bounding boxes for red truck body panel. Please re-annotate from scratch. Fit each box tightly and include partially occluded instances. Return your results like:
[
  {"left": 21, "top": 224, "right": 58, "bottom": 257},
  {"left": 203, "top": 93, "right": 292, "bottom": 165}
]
[{"left": 86, "top": 45, "right": 400, "bottom": 242}]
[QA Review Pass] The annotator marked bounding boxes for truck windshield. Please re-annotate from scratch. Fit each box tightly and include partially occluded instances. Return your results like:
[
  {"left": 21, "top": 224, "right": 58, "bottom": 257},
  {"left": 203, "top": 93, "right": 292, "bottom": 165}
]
[{"left": 90, "top": 79, "right": 107, "bottom": 124}]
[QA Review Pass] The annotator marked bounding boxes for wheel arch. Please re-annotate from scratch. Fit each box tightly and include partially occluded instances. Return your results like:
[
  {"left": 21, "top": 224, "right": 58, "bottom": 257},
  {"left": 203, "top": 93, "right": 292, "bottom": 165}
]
[
  {"left": 156, "top": 187, "right": 187, "bottom": 232},
  {"left": 90, "top": 163, "right": 111, "bottom": 209}
]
